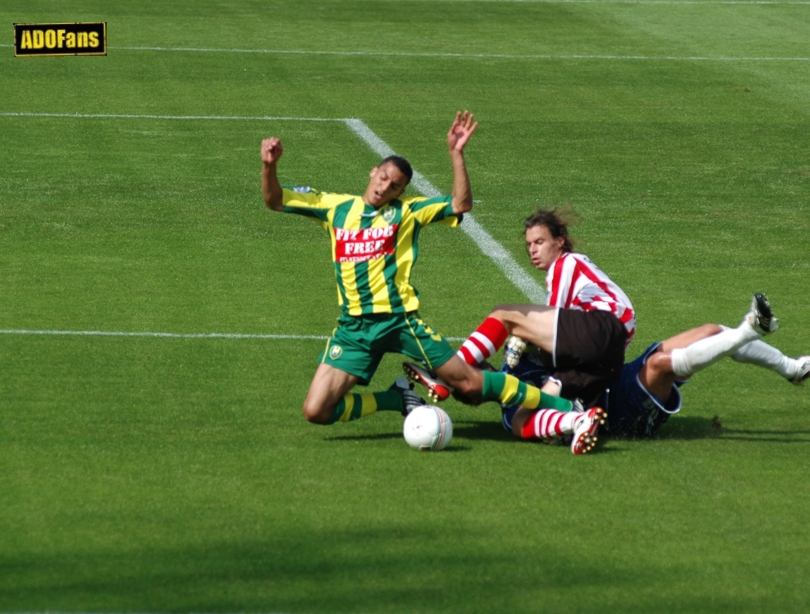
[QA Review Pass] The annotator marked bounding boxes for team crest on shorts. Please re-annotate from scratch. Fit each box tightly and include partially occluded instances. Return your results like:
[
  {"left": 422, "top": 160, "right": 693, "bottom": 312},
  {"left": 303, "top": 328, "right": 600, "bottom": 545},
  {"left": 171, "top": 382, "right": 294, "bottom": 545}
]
[
  {"left": 329, "top": 345, "right": 343, "bottom": 360},
  {"left": 382, "top": 206, "right": 396, "bottom": 223}
]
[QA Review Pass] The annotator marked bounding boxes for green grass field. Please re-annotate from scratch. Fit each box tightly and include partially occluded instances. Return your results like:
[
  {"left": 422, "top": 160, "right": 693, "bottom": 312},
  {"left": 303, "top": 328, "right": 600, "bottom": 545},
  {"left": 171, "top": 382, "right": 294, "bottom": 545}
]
[{"left": 1, "top": 1, "right": 809, "bottom": 612}]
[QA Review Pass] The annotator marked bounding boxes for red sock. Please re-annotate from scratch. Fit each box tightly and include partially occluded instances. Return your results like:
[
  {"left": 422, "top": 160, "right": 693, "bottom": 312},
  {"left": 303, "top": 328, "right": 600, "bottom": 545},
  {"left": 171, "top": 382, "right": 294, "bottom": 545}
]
[
  {"left": 520, "top": 409, "right": 571, "bottom": 440},
  {"left": 457, "top": 317, "right": 509, "bottom": 365}
]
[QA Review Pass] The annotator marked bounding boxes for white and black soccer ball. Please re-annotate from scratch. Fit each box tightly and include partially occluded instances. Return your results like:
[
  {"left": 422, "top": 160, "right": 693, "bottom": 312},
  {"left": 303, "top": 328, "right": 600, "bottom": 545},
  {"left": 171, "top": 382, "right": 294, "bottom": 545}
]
[{"left": 403, "top": 405, "right": 453, "bottom": 451}]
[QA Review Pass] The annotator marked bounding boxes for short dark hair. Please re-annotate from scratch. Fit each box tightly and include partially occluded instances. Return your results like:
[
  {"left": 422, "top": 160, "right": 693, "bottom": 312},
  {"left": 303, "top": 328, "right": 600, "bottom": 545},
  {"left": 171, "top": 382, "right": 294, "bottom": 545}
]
[
  {"left": 378, "top": 155, "right": 413, "bottom": 184},
  {"left": 524, "top": 209, "right": 574, "bottom": 253}
]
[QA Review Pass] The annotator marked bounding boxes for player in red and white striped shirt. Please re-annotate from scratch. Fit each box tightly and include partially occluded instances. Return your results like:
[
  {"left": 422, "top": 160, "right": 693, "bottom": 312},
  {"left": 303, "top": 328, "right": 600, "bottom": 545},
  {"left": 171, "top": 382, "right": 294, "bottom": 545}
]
[
  {"left": 451, "top": 209, "right": 634, "bottom": 403},
  {"left": 406, "top": 209, "right": 634, "bottom": 454},
  {"left": 545, "top": 251, "right": 635, "bottom": 347}
]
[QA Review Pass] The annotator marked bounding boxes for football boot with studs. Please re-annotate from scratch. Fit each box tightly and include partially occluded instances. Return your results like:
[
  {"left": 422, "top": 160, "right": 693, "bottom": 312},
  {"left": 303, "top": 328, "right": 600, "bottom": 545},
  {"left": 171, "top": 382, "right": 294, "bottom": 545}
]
[
  {"left": 571, "top": 406, "right": 607, "bottom": 455},
  {"left": 745, "top": 292, "right": 780, "bottom": 335},
  {"left": 389, "top": 376, "right": 425, "bottom": 416},
  {"left": 402, "top": 362, "right": 453, "bottom": 403},
  {"left": 504, "top": 335, "right": 527, "bottom": 369}
]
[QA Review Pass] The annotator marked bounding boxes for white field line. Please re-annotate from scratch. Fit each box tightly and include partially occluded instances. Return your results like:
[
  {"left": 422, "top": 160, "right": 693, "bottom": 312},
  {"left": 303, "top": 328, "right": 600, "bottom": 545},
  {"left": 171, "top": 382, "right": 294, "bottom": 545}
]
[
  {"left": 2, "top": 43, "right": 808, "bottom": 61},
  {"left": 0, "top": 329, "right": 468, "bottom": 342}
]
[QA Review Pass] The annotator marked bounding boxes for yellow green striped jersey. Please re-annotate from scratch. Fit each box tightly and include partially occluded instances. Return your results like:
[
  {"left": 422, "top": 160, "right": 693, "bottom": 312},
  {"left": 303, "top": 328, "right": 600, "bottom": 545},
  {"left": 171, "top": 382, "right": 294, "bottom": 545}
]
[{"left": 281, "top": 186, "right": 460, "bottom": 315}]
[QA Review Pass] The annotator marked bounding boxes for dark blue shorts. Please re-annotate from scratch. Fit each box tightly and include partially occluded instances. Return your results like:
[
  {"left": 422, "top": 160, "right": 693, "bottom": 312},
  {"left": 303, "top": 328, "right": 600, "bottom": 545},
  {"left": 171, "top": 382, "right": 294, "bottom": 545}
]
[{"left": 597, "top": 343, "right": 684, "bottom": 438}]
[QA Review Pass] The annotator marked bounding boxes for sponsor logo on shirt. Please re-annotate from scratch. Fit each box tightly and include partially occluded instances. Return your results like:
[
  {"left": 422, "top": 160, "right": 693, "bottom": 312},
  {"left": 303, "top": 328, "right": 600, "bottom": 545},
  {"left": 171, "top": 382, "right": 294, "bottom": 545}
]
[
  {"left": 334, "top": 225, "right": 397, "bottom": 263},
  {"left": 293, "top": 186, "right": 312, "bottom": 193}
]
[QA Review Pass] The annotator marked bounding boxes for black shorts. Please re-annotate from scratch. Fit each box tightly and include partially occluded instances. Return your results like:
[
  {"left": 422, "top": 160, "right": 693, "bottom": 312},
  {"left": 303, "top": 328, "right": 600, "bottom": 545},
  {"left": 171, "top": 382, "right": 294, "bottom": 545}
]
[{"left": 538, "top": 309, "right": 628, "bottom": 407}]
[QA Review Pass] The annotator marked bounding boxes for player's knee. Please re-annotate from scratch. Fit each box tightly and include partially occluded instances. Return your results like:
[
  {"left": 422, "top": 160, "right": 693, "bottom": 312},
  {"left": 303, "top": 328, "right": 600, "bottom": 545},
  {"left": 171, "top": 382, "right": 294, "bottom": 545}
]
[
  {"left": 454, "top": 377, "right": 481, "bottom": 397},
  {"left": 646, "top": 353, "right": 671, "bottom": 378},
  {"left": 302, "top": 400, "right": 331, "bottom": 425},
  {"left": 451, "top": 388, "right": 485, "bottom": 406},
  {"left": 489, "top": 305, "right": 510, "bottom": 320},
  {"left": 510, "top": 408, "right": 535, "bottom": 439},
  {"left": 699, "top": 323, "right": 724, "bottom": 336}
]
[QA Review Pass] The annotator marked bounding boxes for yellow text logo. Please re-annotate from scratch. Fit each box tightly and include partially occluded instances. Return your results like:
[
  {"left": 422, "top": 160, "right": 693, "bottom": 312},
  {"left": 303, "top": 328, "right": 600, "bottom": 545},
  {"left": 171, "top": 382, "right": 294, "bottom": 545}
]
[{"left": 14, "top": 22, "right": 107, "bottom": 57}]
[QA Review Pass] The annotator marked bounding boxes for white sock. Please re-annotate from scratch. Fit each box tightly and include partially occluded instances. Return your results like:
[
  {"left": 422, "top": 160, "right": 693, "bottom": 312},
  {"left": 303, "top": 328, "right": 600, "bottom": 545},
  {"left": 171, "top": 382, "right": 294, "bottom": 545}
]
[
  {"left": 670, "top": 321, "right": 760, "bottom": 377},
  {"left": 723, "top": 326, "right": 799, "bottom": 379}
]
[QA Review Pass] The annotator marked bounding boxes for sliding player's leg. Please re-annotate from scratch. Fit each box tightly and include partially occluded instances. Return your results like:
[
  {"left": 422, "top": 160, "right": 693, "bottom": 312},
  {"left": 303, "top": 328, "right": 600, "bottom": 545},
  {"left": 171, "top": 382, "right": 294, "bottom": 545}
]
[
  {"left": 404, "top": 353, "right": 573, "bottom": 412},
  {"left": 668, "top": 294, "right": 778, "bottom": 379},
  {"left": 438, "top": 355, "right": 573, "bottom": 411},
  {"left": 726, "top": 334, "right": 810, "bottom": 385},
  {"left": 509, "top": 403, "right": 606, "bottom": 455},
  {"left": 487, "top": 303, "right": 557, "bottom": 350},
  {"left": 603, "top": 295, "right": 786, "bottom": 438},
  {"left": 455, "top": 305, "right": 557, "bottom": 368},
  {"left": 302, "top": 363, "right": 361, "bottom": 424},
  {"left": 453, "top": 305, "right": 624, "bottom": 397},
  {"left": 640, "top": 324, "right": 723, "bottom": 401},
  {"left": 304, "top": 316, "right": 427, "bottom": 424},
  {"left": 302, "top": 364, "right": 423, "bottom": 424}
]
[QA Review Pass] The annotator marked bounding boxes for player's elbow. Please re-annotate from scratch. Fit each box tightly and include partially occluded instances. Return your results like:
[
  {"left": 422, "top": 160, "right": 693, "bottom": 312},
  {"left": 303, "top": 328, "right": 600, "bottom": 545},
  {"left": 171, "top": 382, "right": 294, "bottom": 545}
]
[
  {"left": 264, "top": 196, "right": 284, "bottom": 211},
  {"left": 452, "top": 199, "right": 473, "bottom": 215}
]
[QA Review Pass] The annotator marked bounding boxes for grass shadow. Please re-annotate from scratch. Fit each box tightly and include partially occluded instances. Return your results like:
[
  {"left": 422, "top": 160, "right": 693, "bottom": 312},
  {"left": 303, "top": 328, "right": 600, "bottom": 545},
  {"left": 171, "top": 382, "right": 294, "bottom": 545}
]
[
  {"left": 624, "top": 417, "right": 810, "bottom": 443},
  {"left": 717, "top": 428, "right": 810, "bottom": 443},
  {"left": 629, "top": 416, "right": 720, "bottom": 441},
  {"left": 452, "top": 419, "right": 513, "bottom": 442}
]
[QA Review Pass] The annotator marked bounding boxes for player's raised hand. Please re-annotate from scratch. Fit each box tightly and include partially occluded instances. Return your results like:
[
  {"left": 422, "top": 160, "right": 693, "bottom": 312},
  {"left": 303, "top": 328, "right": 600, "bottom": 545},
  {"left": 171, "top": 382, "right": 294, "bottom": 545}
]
[
  {"left": 447, "top": 111, "right": 478, "bottom": 153},
  {"left": 261, "top": 137, "right": 284, "bottom": 164}
]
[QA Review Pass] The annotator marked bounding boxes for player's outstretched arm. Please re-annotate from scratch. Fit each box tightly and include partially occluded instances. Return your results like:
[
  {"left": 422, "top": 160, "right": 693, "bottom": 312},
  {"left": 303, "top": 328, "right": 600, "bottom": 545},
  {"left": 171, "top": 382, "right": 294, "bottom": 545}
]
[
  {"left": 261, "top": 137, "right": 284, "bottom": 211},
  {"left": 447, "top": 111, "right": 478, "bottom": 215}
]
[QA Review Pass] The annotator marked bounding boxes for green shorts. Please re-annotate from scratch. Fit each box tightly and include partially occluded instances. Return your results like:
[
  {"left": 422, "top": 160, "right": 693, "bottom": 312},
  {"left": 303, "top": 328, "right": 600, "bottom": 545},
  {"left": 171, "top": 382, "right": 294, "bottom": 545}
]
[{"left": 318, "top": 311, "right": 457, "bottom": 386}]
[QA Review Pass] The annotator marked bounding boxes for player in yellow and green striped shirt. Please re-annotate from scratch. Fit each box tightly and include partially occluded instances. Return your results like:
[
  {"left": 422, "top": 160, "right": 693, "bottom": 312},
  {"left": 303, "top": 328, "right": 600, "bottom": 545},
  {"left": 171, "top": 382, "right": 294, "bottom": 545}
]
[{"left": 261, "top": 112, "right": 574, "bottom": 427}]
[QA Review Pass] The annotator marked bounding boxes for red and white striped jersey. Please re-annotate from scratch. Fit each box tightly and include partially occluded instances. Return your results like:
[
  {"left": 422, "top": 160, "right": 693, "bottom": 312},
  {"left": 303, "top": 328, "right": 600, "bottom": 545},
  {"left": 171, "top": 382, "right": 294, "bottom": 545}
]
[{"left": 545, "top": 252, "right": 636, "bottom": 346}]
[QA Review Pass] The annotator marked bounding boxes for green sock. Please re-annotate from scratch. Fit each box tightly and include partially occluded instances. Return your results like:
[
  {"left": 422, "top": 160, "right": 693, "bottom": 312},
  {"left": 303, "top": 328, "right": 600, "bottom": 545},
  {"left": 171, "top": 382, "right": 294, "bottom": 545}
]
[
  {"left": 481, "top": 371, "right": 572, "bottom": 411},
  {"left": 326, "top": 391, "right": 402, "bottom": 424},
  {"left": 374, "top": 390, "right": 404, "bottom": 412}
]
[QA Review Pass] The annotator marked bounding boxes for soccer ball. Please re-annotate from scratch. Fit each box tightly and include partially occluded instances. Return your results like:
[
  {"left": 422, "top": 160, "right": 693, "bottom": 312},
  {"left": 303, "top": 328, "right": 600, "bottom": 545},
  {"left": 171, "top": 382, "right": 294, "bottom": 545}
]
[{"left": 403, "top": 405, "right": 453, "bottom": 451}]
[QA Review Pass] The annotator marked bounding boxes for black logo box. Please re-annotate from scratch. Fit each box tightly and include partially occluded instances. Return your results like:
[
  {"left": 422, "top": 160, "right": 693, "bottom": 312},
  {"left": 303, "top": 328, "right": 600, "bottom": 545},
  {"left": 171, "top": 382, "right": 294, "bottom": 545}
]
[{"left": 14, "top": 22, "right": 107, "bottom": 56}]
